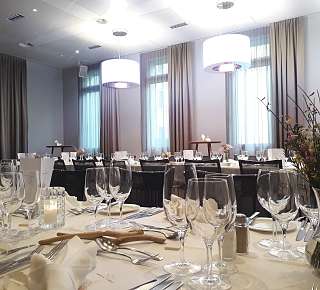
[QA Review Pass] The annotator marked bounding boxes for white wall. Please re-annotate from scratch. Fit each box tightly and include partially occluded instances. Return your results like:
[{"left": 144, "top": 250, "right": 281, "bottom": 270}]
[
  {"left": 192, "top": 39, "right": 226, "bottom": 154},
  {"left": 27, "top": 61, "right": 63, "bottom": 154},
  {"left": 305, "top": 12, "right": 320, "bottom": 93}
]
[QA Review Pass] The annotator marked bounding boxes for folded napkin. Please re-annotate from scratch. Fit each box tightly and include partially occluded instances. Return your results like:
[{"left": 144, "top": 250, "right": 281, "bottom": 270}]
[{"left": 28, "top": 236, "right": 97, "bottom": 290}]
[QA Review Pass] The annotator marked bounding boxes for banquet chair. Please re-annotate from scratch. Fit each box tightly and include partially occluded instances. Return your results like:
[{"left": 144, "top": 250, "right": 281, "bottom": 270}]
[
  {"left": 185, "top": 159, "right": 221, "bottom": 174},
  {"left": 139, "top": 159, "right": 168, "bottom": 171},
  {"left": 72, "top": 159, "right": 96, "bottom": 171},
  {"left": 102, "top": 159, "right": 127, "bottom": 169},
  {"left": 127, "top": 171, "right": 164, "bottom": 207},
  {"left": 233, "top": 174, "right": 270, "bottom": 217},
  {"left": 54, "top": 158, "right": 66, "bottom": 170},
  {"left": 238, "top": 160, "right": 282, "bottom": 175}
]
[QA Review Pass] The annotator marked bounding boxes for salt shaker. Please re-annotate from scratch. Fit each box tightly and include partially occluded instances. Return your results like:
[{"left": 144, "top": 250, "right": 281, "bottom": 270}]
[{"left": 235, "top": 213, "right": 249, "bottom": 254}]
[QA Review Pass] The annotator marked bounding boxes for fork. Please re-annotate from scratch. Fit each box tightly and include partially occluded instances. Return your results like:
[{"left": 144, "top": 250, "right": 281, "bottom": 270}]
[
  {"left": 0, "top": 245, "right": 44, "bottom": 276},
  {"left": 96, "top": 239, "right": 156, "bottom": 265},
  {"left": 45, "top": 240, "right": 68, "bottom": 261}
]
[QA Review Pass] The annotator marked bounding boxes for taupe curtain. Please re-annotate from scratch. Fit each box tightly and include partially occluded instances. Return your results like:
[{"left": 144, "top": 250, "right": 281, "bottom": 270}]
[
  {"left": 168, "top": 42, "right": 193, "bottom": 152},
  {"left": 100, "top": 87, "right": 119, "bottom": 158},
  {"left": 0, "top": 54, "right": 28, "bottom": 159},
  {"left": 270, "top": 17, "right": 304, "bottom": 147}
]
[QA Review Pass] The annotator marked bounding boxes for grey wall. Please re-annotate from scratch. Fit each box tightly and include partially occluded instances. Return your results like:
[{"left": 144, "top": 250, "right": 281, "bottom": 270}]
[
  {"left": 27, "top": 60, "right": 63, "bottom": 154},
  {"left": 63, "top": 67, "right": 79, "bottom": 149}
]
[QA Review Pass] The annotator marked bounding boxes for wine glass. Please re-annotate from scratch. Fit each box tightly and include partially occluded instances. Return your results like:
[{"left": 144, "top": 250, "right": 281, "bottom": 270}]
[
  {"left": 163, "top": 164, "right": 201, "bottom": 275},
  {"left": 109, "top": 161, "right": 132, "bottom": 228},
  {"left": 295, "top": 176, "right": 320, "bottom": 241},
  {"left": 174, "top": 152, "right": 182, "bottom": 162},
  {"left": 84, "top": 168, "right": 105, "bottom": 230},
  {"left": 206, "top": 173, "right": 237, "bottom": 276},
  {"left": 21, "top": 170, "right": 41, "bottom": 235},
  {"left": 256, "top": 151, "right": 262, "bottom": 161},
  {"left": 0, "top": 160, "right": 18, "bottom": 173},
  {"left": 186, "top": 178, "right": 231, "bottom": 288},
  {"left": 267, "top": 170, "right": 300, "bottom": 260},
  {"left": 0, "top": 172, "right": 25, "bottom": 240}
]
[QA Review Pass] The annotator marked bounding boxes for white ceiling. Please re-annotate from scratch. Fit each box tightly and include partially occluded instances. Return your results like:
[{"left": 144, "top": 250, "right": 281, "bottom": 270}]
[{"left": 0, "top": 0, "right": 319, "bottom": 68}]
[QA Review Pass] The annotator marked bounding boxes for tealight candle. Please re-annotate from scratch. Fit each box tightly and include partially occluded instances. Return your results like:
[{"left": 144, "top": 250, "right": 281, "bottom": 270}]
[{"left": 43, "top": 199, "right": 57, "bottom": 224}]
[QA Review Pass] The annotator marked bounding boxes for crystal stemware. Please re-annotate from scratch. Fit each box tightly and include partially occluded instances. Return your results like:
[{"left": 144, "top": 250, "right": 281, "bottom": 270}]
[
  {"left": 163, "top": 164, "right": 201, "bottom": 275},
  {"left": 186, "top": 178, "right": 231, "bottom": 288}
]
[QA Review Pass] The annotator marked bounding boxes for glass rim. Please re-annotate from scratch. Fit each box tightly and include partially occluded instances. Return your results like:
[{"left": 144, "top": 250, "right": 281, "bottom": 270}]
[{"left": 188, "top": 177, "right": 228, "bottom": 183}]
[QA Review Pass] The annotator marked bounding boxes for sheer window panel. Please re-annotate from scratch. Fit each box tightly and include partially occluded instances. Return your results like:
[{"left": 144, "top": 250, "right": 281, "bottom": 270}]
[{"left": 79, "top": 66, "right": 101, "bottom": 153}]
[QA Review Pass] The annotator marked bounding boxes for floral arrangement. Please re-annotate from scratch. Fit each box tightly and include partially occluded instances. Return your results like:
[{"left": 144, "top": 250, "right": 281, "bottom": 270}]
[
  {"left": 222, "top": 144, "right": 233, "bottom": 153},
  {"left": 259, "top": 87, "right": 320, "bottom": 188}
]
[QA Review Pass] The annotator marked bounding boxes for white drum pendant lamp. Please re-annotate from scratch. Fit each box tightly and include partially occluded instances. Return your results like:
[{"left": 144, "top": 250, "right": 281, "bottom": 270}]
[
  {"left": 101, "top": 58, "right": 140, "bottom": 89},
  {"left": 203, "top": 34, "right": 251, "bottom": 72}
]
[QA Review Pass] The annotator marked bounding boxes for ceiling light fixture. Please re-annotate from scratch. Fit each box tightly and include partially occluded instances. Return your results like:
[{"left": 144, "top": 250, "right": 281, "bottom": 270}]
[
  {"left": 101, "top": 29, "right": 139, "bottom": 89},
  {"left": 203, "top": 34, "right": 251, "bottom": 72},
  {"left": 32, "top": 8, "right": 38, "bottom": 12},
  {"left": 96, "top": 18, "right": 107, "bottom": 24},
  {"left": 75, "top": 50, "right": 80, "bottom": 54},
  {"left": 18, "top": 42, "right": 33, "bottom": 48},
  {"left": 216, "top": 0, "right": 235, "bottom": 9}
]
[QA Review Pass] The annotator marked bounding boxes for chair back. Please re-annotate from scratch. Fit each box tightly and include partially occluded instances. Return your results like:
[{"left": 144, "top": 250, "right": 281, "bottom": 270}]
[
  {"left": 239, "top": 159, "right": 282, "bottom": 174},
  {"left": 72, "top": 159, "right": 96, "bottom": 171},
  {"left": 54, "top": 158, "right": 66, "bottom": 170},
  {"left": 185, "top": 159, "right": 221, "bottom": 173},
  {"left": 233, "top": 174, "right": 270, "bottom": 217},
  {"left": 139, "top": 159, "right": 168, "bottom": 171},
  {"left": 102, "top": 159, "right": 127, "bottom": 169}
]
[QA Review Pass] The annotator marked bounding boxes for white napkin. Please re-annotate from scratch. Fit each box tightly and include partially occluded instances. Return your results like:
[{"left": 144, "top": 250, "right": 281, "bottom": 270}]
[{"left": 28, "top": 236, "right": 97, "bottom": 290}]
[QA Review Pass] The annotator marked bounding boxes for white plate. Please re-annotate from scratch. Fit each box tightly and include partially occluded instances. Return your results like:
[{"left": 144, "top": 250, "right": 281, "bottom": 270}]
[
  {"left": 99, "top": 204, "right": 140, "bottom": 215},
  {"left": 249, "top": 217, "right": 296, "bottom": 233}
]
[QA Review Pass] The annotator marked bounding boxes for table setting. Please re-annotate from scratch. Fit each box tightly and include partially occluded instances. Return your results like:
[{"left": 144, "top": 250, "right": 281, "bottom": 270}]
[{"left": 0, "top": 162, "right": 319, "bottom": 290}]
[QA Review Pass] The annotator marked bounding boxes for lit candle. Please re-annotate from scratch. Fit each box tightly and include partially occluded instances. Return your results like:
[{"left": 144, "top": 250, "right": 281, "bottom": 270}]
[{"left": 44, "top": 199, "right": 57, "bottom": 224}]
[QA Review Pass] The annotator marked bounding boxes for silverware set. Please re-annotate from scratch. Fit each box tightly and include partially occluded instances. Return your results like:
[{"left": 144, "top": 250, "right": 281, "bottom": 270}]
[
  {"left": 129, "top": 273, "right": 183, "bottom": 290},
  {"left": 0, "top": 240, "right": 68, "bottom": 276},
  {"left": 68, "top": 202, "right": 117, "bottom": 215},
  {"left": 130, "top": 221, "right": 179, "bottom": 240},
  {"left": 124, "top": 208, "right": 163, "bottom": 220},
  {"left": 96, "top": 238, "right": 162, "bottom": 265}
]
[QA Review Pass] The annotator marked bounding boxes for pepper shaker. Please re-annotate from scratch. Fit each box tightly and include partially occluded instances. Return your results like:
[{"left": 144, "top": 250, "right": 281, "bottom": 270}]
[{"left": 235, "top": 213, "right": 249, "bottom": 254}]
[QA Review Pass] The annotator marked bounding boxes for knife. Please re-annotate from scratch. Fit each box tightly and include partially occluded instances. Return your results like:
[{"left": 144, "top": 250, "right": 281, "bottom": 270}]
[
  {"left": 128, "top": 274, "right": 171, "bottom": 290},
  {"left": 296, "top": 219, "right": 308, "bottom": 241}
]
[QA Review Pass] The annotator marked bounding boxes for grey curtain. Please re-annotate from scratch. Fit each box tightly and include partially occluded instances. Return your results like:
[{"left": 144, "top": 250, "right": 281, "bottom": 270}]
[
  {"left": 0, "top": 54, "right": 28, "bottom": 159},
  {"left": 168, "top": 42, "right": 193, "bottom": 152},
  {"left": 270, "top": 17, "right": 304, "bottom": 147},
  {"left": 100, "top": 86, "right": 119, "bottom": 158}
]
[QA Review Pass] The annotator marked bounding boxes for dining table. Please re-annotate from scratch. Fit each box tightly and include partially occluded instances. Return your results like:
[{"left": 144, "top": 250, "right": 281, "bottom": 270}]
[{"left": 0, "top": 205, "right": 318, "bottom": 290}]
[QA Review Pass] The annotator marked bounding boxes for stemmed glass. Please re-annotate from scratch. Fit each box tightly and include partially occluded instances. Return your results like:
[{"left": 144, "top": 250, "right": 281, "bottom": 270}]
[
  {"left": 0, "top": 172, "right": 25, "bottom": 240},
  {"left": 295, "top": 176, "right": 320, "bottom": 241},
  {"left": 186, "top": 178, "right": 231, "bottom": 288},
  {"left": 21, "top": 170, "right": 41, "bottom": 235},
  {"left": 206, "top": 173, "right": 237, "bottom": 276},
  {"left": 256, "top": 151, "right": 262, "bottom": 161},
  {"left": 109, "top": 161, "right": 132, "bottom": 228},
  {"left": 262, "top": 170, "right": 300, "bottom": 260},
  {"left": 163, "top": 164, "right": 201, "bottom": 275},
  {"left": 84, "top": 168, "right": 105, "bottom": 230}
]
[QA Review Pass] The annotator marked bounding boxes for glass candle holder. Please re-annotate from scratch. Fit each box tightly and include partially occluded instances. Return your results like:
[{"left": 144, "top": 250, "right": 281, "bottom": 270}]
[{"left": 39, "top": 187, "right": 65, "bottom": 230}]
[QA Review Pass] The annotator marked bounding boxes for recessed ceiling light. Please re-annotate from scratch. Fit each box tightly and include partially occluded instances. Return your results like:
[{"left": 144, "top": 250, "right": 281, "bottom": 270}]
[
  {"left": 60, "top": 53, "right": 64, "bottom": 57},
  {"left": 75, "top": 50, "right": 80, "bottom": 54},
  {"left": 18, "top": 42, "right": 33, "bottom": 48},
  {"left": 96, "top": 18, "right": 107, "bottom": 24},
  {"left": 216, "top": 1, "right": 234, "bottom": 9},
  {"left": 32, "top": 8, "right": 38, "bottom": 12}
]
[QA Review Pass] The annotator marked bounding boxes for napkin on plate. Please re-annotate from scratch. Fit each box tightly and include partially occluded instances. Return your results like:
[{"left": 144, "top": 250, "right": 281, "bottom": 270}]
[{"left": 28, "top": 236, "right": 97, "bottom": 290}]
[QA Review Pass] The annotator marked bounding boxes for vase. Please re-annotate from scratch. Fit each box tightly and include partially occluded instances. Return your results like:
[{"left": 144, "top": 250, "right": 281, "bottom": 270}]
[{"left": 224, "top": 152, "right": 230, "bottom": 162}]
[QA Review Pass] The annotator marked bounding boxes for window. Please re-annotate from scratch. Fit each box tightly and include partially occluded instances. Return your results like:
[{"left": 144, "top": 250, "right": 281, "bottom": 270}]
[
  {"left": 79, "top": 66, "right": 101, "bottom": 152},
  {"left": 227, "top": 27, "right": 272, "bottom": 154},
  {"left": 141, "top": 49, "right": 170, "bottom": 153}
]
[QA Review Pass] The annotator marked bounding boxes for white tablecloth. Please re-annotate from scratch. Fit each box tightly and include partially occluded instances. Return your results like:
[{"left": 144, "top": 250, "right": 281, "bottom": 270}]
[{"left": 1, "top": 209, "right": 318, "bottom": 290}]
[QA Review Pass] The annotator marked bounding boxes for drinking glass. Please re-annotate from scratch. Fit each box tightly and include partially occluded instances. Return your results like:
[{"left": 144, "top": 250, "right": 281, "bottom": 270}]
[
  {"left": 210, "top": 152, "right": 218, "bottom": 160},
  {"left": 84, "top": 168, "right": 105, "bottom": 230},
  {"left": 163, "top": 164, "right": 200, "bottom": 275},
  {"left": 0, "top": 172, "right": 25, "bottom": 240},
  {"left": 186, "top": 178, "right": 231, "bottom": 288},
  {"left": 109, "top": 161, "right": 132, "bottom": 228},
  {"left": 174, "top": 152, "right": 182, "bottom": 162},
  {"left": 0, "top": 160, "right": 18, "bottom": 173},
  {"left": 206, "top": 173, "right": 237, "bottom": 276},
  {"left": 266, "top": 170, "right": 300, "bottom": 260},
  {"left": 21, "top": 170, "right": 41, "bottom": 233},
  {"left": 256, "top": 151, "right": 262, "bottom": 161},
  {"left": 295, "top": 176, "right": 320, "bottom": 240}
]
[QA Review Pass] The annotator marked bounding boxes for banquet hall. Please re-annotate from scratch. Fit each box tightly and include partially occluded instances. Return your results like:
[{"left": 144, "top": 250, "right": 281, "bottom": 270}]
[{"left": 0, "top": 0, "right": 320, "bottom": 289}]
